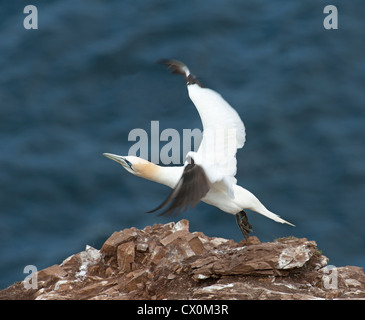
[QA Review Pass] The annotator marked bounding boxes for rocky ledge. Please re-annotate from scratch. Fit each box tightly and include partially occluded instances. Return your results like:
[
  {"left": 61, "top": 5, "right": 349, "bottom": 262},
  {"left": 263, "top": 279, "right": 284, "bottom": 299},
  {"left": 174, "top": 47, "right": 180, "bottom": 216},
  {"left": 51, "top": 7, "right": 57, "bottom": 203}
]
[{"left": 1, "top": 219, "right": 365, "bottom": 300}]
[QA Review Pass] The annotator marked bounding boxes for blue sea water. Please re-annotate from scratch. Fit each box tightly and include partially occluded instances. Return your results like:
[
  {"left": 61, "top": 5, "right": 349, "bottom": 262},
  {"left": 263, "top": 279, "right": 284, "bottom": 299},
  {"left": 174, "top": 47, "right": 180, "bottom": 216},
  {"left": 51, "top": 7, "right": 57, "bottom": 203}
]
[{"left": 1, "top": 0, "right": 364, "bottom": 289}]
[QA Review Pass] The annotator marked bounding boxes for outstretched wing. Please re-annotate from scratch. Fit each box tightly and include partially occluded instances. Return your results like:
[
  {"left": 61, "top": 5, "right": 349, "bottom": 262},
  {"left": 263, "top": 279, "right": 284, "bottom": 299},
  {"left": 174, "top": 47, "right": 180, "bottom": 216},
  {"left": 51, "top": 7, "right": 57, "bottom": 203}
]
[
  {"left": 158, "top": 59, "right": 246, "bottom": 180},
  {"left": 147, "top": 160, "right": 210, "bottom": 216},
  {"left": 188, "top": 84, "right": 245, "bottom": 179}
]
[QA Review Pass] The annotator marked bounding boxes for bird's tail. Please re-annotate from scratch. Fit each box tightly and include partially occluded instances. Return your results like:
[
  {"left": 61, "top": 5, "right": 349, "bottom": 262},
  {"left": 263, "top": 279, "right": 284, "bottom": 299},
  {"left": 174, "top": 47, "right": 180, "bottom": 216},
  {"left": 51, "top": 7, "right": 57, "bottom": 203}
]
[
  {"left": 235, "top": 186, "right": 295, "bottom": 226},
  {"left": 256, "top": 208, "right": 295, "bottom": 227}
]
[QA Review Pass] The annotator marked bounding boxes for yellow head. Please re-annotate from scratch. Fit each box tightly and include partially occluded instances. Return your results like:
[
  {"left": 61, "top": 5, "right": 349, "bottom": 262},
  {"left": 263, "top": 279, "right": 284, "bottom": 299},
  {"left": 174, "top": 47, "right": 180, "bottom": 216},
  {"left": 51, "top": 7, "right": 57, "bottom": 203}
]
[{"left": 103, "top": 153, "right": 159, "bottom": 181}]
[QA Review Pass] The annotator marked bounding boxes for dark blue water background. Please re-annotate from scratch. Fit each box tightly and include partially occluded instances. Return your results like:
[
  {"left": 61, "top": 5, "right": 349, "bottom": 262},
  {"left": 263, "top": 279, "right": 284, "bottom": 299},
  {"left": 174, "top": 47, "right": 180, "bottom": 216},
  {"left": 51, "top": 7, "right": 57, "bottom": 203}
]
[{"left": 1, "top": 1, "right": 364, "bottom": 288}]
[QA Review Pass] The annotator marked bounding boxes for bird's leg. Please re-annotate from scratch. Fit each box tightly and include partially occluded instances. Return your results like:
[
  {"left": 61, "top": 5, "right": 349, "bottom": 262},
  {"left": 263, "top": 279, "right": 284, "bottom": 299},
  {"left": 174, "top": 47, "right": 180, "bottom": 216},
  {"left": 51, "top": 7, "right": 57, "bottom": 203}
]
[{"left": 235, "top": 210, "right": 253, "bottom": 240}]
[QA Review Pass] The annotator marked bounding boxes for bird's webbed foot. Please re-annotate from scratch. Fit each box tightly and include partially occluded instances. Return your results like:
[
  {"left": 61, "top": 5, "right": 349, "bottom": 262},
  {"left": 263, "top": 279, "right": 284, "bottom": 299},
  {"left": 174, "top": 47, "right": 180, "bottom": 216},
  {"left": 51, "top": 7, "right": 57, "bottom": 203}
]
[{"left": 235, "top": 210, "right": 253, "bottom": 240}]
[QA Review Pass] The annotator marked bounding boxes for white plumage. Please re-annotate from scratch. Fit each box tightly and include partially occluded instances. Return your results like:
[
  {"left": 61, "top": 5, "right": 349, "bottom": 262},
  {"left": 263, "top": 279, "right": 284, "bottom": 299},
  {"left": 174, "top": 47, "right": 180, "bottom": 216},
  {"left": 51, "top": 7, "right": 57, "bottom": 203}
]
[{"left": 103, "top": 59, "right": 294, "bottom": 239}]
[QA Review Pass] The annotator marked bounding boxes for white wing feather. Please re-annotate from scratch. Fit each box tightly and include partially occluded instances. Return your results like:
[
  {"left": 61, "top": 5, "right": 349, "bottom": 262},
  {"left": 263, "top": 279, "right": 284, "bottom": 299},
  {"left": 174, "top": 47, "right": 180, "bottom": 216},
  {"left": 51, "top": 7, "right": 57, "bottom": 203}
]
[{"left": 187, "top": 84, "right": 245, "bottom": 177}]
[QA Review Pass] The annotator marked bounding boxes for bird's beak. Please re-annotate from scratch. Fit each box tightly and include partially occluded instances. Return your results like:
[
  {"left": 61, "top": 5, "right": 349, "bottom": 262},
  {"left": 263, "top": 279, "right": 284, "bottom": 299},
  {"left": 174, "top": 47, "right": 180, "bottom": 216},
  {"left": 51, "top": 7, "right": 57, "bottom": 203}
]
[
  {"left": 103, "top": 153, "right": 136, "bottom": 173},
  {"left": 103, "top": 153, "right": 127, "bottom": 166}
]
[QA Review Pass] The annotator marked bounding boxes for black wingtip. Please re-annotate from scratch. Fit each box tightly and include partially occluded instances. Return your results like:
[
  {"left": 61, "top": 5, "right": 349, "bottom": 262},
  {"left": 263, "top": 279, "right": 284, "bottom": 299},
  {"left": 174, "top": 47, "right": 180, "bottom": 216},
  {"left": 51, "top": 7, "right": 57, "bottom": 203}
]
[
  {"left": 156, "top": 58, "right": 173, "bottom": 65},
  {"left": 156, "top": 58, "right": 185, "bottom": 66},
  {"left": 156, "top": 59, "right": 188, "bottom": 77},
  {"left": 146, "top": 207, "right": 160, "bottom": 214},
  {"left": 157, "top": 58, "right": 203, "bottom": 87}
]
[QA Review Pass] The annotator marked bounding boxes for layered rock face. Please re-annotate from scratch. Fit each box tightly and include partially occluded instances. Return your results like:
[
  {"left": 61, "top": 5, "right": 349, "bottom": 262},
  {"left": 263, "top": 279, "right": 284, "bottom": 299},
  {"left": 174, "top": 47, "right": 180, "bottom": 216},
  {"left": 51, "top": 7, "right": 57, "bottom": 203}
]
[{"left": 1, "top": 219, "right": 365, "bottom": 300}]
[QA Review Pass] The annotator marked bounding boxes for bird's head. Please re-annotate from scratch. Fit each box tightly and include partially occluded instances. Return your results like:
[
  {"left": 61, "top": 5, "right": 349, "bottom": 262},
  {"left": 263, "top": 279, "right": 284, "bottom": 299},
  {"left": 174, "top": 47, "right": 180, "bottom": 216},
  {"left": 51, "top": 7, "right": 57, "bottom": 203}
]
[{"left": 103, "top": 153, "right": 158, "bottom": 180}]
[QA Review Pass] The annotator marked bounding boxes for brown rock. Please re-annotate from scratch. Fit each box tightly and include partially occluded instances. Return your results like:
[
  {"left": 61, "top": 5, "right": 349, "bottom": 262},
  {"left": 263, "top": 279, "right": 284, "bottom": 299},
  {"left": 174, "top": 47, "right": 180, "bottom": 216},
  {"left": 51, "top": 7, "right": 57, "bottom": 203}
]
[
  {"left": 124, "top": 270, "right": 149, "bottom": 292},
  {"left": 100, "top": 228, "right": 138, "bottom": 256},
  {"left": 172, "top": 219, "right": 189, "bottom": 232},
  {"left": 187, "top": 235, "right": 205, "bottom": 255},
  {"left": 117, "top": 241, "right": 135, "bottom": 273},
  {"left": 149, "top": 245, "right": 167, "bottom": 265},
  {"left": 37, "top": 265, "right": 68, "bottom": 281},
  {"left": 160, "top": 230, "right": 190, "bottom": 246},
  {"left": 136, "top": 243, "right": 148, "bottom": 252},
  {"left": 1, "top": 219, "right": 365, "bottom": 300}
]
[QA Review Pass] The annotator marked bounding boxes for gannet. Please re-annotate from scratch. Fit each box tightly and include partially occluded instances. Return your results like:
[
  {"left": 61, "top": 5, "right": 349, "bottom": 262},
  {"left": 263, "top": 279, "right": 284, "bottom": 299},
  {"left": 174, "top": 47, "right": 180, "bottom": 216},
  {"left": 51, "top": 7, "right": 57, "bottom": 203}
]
[{"left": 103, "top": 59, "right": 294, "bottom": 239}]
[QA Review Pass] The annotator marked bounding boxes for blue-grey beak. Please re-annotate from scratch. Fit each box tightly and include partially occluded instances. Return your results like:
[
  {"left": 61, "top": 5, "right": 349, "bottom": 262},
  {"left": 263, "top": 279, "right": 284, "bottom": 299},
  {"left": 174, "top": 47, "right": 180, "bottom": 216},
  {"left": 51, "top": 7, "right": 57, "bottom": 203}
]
[{"left": 103, "top": 153, "right": 134, "bottom": 172}]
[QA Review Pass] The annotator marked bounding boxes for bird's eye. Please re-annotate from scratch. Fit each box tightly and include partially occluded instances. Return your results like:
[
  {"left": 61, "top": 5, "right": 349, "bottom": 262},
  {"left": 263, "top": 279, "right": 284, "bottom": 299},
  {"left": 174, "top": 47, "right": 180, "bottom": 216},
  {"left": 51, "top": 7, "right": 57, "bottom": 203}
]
[{"left": 125, "top": 159, "right": 132, "bottom": 168}]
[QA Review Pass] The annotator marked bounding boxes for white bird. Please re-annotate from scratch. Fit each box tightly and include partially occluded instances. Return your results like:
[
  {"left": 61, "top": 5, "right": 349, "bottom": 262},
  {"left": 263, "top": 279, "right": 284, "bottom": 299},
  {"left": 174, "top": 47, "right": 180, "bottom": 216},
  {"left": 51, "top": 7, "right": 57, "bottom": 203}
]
[{"left": 103, "top": 59, "right": 294, "bottom": 239}]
